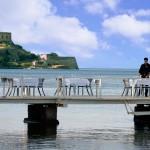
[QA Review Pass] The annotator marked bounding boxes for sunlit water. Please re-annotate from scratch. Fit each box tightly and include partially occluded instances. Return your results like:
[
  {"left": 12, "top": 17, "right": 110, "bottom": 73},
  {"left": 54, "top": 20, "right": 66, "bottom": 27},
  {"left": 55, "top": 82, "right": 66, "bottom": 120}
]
[{"left": 0, "top": 69, "right": 149, "bottom": 150}]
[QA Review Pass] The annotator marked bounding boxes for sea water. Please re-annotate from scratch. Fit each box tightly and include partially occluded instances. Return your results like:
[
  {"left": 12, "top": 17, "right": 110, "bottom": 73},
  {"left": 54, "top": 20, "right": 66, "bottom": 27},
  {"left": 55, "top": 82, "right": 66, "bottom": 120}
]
[{"left": 0, "top": 69, "right": 149, "bottom": 150}]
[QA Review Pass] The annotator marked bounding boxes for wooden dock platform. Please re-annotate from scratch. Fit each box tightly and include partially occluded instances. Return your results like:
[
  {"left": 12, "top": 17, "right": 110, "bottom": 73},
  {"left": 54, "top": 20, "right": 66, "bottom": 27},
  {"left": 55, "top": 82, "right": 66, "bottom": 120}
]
[
  {"left": 1, "top": 77, "right": 150, "bottom": 126},
  {"left": 0, "top": 96, "right": 150, "bottom": 105}
]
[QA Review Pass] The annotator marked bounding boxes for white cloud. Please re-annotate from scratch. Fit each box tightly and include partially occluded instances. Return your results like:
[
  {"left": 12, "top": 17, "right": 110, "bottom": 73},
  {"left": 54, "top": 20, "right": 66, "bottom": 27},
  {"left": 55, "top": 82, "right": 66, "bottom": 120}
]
[
  {"left": 84, "top": 0, "right": 120, "bottom": 15},
  {"left": 133, "top": 9, "right": 150, "bottom": 17},
  {"left": 103, "top": 0, "right": 120, "bottom": 10},
  {"left": 102, "top": 14, "right": 150, "bottom": 41},
  {"left": 64, "top": 0, "right": 120, "bottom": 15},
  {"left": 0, "top": 0, "right": 99, "bottom": 58},
  {"left": 84, "top": 2, "right": 103, "bottom": 15}
]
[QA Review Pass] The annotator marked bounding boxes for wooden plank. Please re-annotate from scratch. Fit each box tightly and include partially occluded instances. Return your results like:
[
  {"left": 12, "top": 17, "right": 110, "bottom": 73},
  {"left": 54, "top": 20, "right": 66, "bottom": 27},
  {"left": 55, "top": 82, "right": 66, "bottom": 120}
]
[{"left": 0, "top": 95, "right": 149, "bottom": 104}]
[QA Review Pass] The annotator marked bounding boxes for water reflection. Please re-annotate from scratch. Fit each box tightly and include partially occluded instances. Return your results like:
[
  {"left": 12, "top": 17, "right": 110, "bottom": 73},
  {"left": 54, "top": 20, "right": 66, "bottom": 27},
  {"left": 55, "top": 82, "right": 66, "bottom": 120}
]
[
  {"left": 134, "top": 127, "right": 150, "bottom": 149},
  {"left": 27, "top": 123, "right": 57, "bottom": 139}
]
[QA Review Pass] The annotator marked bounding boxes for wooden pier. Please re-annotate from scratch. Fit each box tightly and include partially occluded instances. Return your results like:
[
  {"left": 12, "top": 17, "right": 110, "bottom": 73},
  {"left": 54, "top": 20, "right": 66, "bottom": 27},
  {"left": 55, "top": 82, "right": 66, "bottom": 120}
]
[
  {"left": 0, "top": 95, "right": 149, "bottom": 105},
  {"left": 1, "top": 95, "right": 150, "bottom": 129},
  {"left": 1, "top": 76, "right": 150, "bottom": 128}
]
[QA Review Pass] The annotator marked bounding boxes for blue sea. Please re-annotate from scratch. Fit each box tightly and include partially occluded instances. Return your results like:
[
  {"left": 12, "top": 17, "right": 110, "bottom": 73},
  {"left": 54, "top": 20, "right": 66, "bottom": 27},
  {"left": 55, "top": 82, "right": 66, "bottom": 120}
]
[{"left": 0, "top": 68, "right": 150, "bottom": 150}]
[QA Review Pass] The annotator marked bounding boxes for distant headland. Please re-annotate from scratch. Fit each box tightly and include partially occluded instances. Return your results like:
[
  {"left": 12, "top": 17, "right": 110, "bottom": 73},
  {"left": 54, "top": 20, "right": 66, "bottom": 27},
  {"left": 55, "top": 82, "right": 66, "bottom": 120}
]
[{"left": 0, "top": 32, "right": 78, "bottom": 69}]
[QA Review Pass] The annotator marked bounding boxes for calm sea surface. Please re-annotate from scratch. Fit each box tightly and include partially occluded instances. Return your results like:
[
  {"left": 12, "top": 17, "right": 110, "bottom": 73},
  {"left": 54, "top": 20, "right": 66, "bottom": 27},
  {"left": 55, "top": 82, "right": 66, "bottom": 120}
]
[{"left": 0, "top": 69, "right": 150, "bottom": 150}]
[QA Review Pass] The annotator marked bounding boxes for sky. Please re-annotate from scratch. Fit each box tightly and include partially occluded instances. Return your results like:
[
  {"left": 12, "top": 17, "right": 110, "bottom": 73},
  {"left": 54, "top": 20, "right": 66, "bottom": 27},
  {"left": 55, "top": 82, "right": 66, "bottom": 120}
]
[{"left": 0, "top": 0, "right": 150, "bottom": 68}]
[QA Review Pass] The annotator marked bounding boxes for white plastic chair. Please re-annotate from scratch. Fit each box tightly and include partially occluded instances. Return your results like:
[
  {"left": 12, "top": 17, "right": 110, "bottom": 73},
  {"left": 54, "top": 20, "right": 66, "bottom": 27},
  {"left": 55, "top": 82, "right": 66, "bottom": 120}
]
[{"left": 122, "top": 79, "right": 132, "bottom": 96}]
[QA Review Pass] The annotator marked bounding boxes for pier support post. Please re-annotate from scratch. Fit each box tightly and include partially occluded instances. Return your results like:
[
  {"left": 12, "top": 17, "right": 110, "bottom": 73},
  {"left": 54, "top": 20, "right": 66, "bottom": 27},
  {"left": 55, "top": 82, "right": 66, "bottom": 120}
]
[
  {"left": 134, "top": 105, "right": 150, "bottom": 129},
  {"left": 24, "top": 104, "right": 59, "bottom": 125}
]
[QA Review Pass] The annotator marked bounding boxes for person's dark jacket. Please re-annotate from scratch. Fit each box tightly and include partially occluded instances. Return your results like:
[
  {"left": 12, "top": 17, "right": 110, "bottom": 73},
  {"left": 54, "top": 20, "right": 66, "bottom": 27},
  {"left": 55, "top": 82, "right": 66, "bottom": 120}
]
[{"left": 139, "top": 63, "right": 150, "bottom": 78}]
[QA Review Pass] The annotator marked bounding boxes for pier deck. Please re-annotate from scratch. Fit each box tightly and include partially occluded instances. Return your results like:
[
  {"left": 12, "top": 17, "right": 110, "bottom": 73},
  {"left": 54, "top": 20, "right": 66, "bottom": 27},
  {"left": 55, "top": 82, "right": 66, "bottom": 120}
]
[{"left": 0, "top": 96, "right": 149, "bottom": 105}]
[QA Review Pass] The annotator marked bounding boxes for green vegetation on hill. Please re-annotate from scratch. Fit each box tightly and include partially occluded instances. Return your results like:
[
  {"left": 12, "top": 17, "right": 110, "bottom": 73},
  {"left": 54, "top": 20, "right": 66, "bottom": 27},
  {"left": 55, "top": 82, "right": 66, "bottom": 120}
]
[
  {"left": 47, "top": 53, "right": 78, "bottom": 69},
  {"left": 0, "top": 41, "right": 38, "bottom": 68},
  {"left": 35, "top": 53, "right": 78, "bottom": 69},
  {"left": 0, "top": 41, "right": 78, "bottom": 69}
]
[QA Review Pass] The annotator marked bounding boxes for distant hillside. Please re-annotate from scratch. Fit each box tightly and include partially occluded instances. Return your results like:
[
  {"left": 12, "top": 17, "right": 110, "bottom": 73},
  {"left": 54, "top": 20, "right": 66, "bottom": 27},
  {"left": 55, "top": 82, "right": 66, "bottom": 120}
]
[
  {"left": 47, "top": 53, "right": 78, "bottom": 69},
  {"left": 0, "top": 41, "right": 38, "bottom": 68},
  {"left": 0, "top": 41, "right": 78, "bottom": 69}
]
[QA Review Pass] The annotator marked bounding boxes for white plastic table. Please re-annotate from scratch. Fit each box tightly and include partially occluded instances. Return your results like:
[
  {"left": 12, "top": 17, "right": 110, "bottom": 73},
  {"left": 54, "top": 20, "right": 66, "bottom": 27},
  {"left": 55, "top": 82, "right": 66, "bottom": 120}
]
[{"left": 130, "top": 78, "right": 150, "bottom": 96}]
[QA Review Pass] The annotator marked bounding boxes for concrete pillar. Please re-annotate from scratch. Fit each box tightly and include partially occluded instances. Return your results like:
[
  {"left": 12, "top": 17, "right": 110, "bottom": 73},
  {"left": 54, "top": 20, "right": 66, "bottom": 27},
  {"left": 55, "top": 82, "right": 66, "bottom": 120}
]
[
  {"left": 24, "top": 104, "right": 59, "bottom": 125},
  {"left": 134, "top": 105, "right": 150, "bottom": 129}
]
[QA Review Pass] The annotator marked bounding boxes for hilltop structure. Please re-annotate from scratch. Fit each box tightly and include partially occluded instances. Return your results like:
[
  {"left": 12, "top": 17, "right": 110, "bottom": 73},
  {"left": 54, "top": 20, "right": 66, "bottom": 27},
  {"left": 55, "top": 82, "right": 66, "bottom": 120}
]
[{"left": 0, "top": 32, "right": 12, "bottom": 42}]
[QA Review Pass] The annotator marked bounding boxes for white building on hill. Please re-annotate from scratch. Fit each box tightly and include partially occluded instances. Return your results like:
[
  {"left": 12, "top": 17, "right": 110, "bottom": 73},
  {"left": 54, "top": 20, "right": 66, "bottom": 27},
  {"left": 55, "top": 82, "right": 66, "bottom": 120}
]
[{"left": 40, "top": 54, "right": 47, "bottom": 61}]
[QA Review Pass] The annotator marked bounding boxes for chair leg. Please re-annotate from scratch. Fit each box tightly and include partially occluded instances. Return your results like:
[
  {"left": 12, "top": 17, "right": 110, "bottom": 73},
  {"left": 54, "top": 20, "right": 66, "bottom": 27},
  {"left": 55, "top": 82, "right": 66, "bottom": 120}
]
[
  {"left": 54, "top": 88, "right": 58, "bottom": 95},
  {"left": 73, "top": 86, "right": 76, "bottom": 95},
  {"left": 129, "top": 88, "right": 132, "bottom": 96},
  {"left": 69, "top": 86, "right": 71, "bottom": 96},
  {"left": 38, "top": 88, "right": 41, "bottom": 96},
  {"left": 141, "top": 87, "right": 144, "bottom": 96},
  {"left": 138, "top": 88, "right": 141, "bottom": 96},
  {"left": 41, "top": 88, "right": 45, "bottom": 96},
  {"left": 28, "top": 87, "right": 30, "bottom": 96},
  {"left": 86, "top": 86, "right": 90, "bottom": 96},
  {"left": 89, "top": 86, "right": 93, "bottom": 96},
  {"left": 135, "top": 87, "right": 140, "bottom": 96},
  {"left": 78, "top": 86, "right": 80, "bottom": 95},
  {"left": 54, "top": 88, "right": 59, "bottom": 96},
  {"left": 125, "top": 88, "right": 129, "bottom": 96},
  {"left": 17, "top": 87, "right": 19, "bottom": 96},
  {"left": 65, "top": 86, "right": 68, "bottom": 96},
  {"left": 13, "top": 87, "right": 16, "bottom": 96},
  {"left": 121, "top": 88, "right": 125, "bottom": 96},
  {"left": 134, "top": 88, "right": 137, "bottom": 96},
  {"left": 33, "top": 87, "right": 35, "bottom": 96},
  {"left": 9, "top": 87, "right": 13, "bottom": 96},
  {"left": 5, "top": 87, "right": 10, "bottom": 96}
]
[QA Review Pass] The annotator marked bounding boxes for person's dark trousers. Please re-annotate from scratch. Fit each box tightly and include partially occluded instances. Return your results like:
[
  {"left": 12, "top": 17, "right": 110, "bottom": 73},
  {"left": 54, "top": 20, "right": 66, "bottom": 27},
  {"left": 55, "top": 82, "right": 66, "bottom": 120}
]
[
  {"left": 141, "top": 77, "right": 149, "bottom": 97},
  {"left": 145, "top": 85, "right": 148, "bottom": 97}
]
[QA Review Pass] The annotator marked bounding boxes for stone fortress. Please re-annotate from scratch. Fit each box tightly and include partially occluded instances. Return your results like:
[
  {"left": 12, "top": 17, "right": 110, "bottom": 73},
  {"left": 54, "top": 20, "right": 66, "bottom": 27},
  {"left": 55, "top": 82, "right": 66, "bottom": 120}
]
[{"left": 0, "top": 32, "right": 11, "bottom": 42}]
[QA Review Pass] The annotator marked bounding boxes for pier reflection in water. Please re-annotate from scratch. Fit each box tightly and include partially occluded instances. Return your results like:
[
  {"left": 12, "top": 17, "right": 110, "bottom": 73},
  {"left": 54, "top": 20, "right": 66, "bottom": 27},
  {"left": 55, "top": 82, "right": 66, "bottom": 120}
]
[
  {"left": 27, "top": 123, "right": 57, "bottom": 150},
  {"left": 134, "top": 129, "right": 150, "bottom": 149},
  {"left": 27, "top": 123, "right": 57, "bottom": 139}
]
